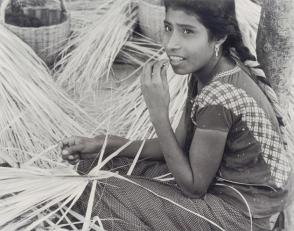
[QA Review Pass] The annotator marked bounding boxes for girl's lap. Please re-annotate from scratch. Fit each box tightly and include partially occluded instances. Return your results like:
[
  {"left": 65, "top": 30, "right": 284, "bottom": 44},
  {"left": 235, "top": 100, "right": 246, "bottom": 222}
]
[
  {"left": 73, "top": 158, "right": 258, "bottom": 231},
  {"left": 77, "top": 157, "right": 170, "bottom": 178}
]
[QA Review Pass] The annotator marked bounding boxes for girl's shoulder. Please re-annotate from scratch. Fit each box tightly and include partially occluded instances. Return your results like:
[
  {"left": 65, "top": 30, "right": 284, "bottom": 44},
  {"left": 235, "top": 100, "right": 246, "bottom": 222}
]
[
  {"left": 193, "top": 67, "right": 253, "bottom": 108},
  {"left": 193, "top": 65, "right": 280, "bottom": 130},
  {"left": 196, "top": 64, "right": 266, "bottom": 106}
]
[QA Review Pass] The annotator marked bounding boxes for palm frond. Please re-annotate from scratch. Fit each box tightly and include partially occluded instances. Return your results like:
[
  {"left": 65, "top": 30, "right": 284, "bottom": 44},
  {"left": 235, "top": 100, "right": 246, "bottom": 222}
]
[
  {"left": 0, "top": 24, "right": 96, "bottom": 167},
  {"left": 55, "top": 0, "right": 137, "bottom": 101}
]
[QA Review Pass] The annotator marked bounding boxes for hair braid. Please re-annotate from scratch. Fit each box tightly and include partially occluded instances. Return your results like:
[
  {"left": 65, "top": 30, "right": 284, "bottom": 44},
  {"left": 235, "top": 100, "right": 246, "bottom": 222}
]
[{"left": 229, "top": 19, "right": 287, "bottom": 144}]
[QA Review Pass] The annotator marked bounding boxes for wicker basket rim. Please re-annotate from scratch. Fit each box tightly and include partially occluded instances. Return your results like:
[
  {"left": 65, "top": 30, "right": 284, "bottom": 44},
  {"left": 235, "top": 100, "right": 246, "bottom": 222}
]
[
  {"left": 0, "top": 0, "right": 68, "bottom": 24},
  {"left": 2, "top": 12, "right": 70, "bottom": 30},
  {"left": 18, "top": 6, "right": 67, "bottom": 11}
]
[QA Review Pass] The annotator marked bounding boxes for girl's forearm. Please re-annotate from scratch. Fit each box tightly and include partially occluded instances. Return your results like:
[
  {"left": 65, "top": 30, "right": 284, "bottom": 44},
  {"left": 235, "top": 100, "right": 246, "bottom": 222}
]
[
  {"left": 151, "top": 116, "right": 201, "bottom": 197},
  {"left": 124, "top": 139, "right": 165, "bottom": 160},
  {"left": 101, "top": 135, "right": 164, "bottom": 160}
]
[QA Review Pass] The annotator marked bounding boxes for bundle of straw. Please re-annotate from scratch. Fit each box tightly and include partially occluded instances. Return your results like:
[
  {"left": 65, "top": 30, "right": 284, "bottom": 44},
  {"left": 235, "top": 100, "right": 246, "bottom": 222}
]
[
  {"left": 55, "top": 0, "right": 137, "bottom": 101},
  {"left": 0, "top": 24, "right": 96, "bottom": 167},
  {"left": 0, "top": 166, "right": 90, "bottom": 230},
  {"left": 65, "top": 0, "right": 109, "bottom": 33},
  {"left": 69, "top": 36, "right": 166, "bottom": 130}
]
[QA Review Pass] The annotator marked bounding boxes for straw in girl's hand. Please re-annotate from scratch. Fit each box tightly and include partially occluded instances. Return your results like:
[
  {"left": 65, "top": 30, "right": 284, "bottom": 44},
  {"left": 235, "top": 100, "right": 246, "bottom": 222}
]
[
  {"left": 60, "top": 137, "right": 81, "bottom": 165},
  {"left": 59, "top": 136, "right": 105, "bottom": 165}
]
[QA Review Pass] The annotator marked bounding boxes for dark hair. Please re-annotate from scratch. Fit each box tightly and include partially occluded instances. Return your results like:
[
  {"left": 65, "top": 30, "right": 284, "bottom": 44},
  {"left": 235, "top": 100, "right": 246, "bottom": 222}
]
[{"left": 163, "top": 0, "right": 256, "bottom": 62}]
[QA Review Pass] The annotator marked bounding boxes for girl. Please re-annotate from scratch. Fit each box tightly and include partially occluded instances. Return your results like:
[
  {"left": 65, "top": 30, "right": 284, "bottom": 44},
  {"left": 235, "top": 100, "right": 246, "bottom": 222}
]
[{"left": 60, "top": 0, "right": 290, "bottom": 230}]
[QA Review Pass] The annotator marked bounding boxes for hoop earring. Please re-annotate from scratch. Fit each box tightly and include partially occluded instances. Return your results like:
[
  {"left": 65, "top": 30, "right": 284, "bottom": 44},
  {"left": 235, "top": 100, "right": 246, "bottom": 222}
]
[{"left": 215, "top": 45, "right": 220, "bottom": 57}]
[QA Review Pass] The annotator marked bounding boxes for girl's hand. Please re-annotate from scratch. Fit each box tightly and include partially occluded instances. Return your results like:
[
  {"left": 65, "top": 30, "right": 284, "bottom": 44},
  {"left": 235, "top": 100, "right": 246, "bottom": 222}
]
[
  {"left": 141, "top": 59, "right": 170, "bottom": 122},
  {"left": 60, "top": 135, "right": 106, "bottom": 165}
]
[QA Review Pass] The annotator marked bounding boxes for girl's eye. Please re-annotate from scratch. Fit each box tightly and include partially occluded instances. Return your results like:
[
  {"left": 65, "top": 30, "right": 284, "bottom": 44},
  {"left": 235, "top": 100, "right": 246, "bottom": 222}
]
[
  {"left": 164, "top": 25, "right": 172, "bottom": 32},
  {"left": 183, "top": 28, "right": 193, "bottom": 34}
]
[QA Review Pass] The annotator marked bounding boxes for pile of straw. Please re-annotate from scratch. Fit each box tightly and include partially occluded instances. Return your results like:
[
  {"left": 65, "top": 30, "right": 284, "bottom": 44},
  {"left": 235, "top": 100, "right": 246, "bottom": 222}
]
[
  {"left": 0, "top": 24, "right": 96, "bottom": 168},
  {"left": 55, "top": 0, "right": 137, "bottom": 100},
  {"left": 65, "top": 0, "right": 109, "bottom": 33}
]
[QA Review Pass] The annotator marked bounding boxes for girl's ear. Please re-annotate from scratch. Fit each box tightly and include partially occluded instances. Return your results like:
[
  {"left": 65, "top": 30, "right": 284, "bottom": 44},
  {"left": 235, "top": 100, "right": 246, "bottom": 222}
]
[{"left": 215, "top": 35, "right": 228, "bottom": 47}]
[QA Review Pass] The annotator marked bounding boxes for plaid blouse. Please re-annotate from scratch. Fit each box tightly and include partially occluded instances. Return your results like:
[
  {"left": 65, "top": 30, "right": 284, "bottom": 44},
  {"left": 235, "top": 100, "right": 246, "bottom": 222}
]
[{"left": 188, "top": 65, "right": 291, "bottom": 218}]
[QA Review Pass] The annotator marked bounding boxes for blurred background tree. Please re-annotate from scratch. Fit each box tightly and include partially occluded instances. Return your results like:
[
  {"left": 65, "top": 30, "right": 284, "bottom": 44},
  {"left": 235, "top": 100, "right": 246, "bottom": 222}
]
[{"left": 257, "top": 0, "right": 294, "bottom": 230}]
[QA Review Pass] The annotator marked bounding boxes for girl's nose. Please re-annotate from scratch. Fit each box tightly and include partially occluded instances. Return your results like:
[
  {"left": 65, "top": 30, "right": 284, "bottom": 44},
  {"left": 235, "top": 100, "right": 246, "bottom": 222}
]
[{"left": 164, "top": 32, "right": 181, "bottom": 52}]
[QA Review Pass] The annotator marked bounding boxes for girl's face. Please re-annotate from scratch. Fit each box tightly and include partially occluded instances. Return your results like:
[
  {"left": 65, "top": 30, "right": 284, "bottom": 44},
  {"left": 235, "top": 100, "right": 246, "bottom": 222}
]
[{"left": 163, "top": 8, "right": 216, "bottom": 75}]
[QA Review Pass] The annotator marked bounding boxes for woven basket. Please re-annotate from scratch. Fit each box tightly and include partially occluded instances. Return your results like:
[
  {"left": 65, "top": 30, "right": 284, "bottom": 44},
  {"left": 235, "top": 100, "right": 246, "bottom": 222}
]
[
  {"left": 138, "top": 0, "right": 165, "bottom": 44},
  {"left": 0, "top": 0, "right": 71, "bottom": 65}
]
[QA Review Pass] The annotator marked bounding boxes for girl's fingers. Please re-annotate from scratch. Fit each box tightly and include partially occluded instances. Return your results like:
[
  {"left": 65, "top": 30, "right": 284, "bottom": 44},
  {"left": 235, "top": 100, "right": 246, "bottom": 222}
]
[
  {"left": 152, "top": 59, "right": 169, "bottom": 84},
  {"left": 61, "top": 144, "right": 84, "bottom": 157},
  {"left": 142, "top": 61, "right": 156, "bottom": 84},
  {"left": 62, "top": 153, "right": 79, "bottom": 161},
  {"left": 69, "top": 154, "right": 80, "bottom": 160},
  {"left": 60, "top": 136, "right": 77, "bottom": 149},
  {"left": 161, "top": 62, "right": 169, "bottom": 88},
  {"left": 153, "top": 59, "right": 169, "bottom": 77},
  {"left": 68, "top": 159, "right": 79, "bottom": 165},
  {"left": 141, "top": 63, "right": 149, "bottom": 84}
]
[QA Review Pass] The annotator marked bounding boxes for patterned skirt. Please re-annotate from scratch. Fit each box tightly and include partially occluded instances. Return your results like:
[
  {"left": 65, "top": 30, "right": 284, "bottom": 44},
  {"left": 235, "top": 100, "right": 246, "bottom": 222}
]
[{"left": 71, "top": 157, "right": 268, "bottom": 231}]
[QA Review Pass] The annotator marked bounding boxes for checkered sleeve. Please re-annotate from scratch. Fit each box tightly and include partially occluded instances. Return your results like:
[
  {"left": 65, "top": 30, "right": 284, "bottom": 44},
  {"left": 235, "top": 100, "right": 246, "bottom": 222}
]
[
  {"left": 193, "top": 81, "right": 245, "bottom": 109},
  {"left": 191, "top": 81, "right": 291, "bottom": 188},
  {"left": 191, "top": 104, "right": 235, "bottom": 132},
  {"left": 190, "top": 81, "right": 239, "bottom": 132}
]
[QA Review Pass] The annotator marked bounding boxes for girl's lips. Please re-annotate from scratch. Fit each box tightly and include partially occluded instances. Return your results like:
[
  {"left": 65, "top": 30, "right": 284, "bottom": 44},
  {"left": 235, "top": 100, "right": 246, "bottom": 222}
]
[{"left": 169, "top": 55, "right": 185, "bottom": 66}]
